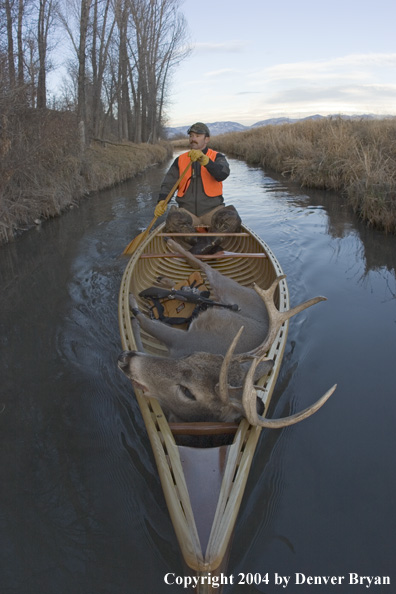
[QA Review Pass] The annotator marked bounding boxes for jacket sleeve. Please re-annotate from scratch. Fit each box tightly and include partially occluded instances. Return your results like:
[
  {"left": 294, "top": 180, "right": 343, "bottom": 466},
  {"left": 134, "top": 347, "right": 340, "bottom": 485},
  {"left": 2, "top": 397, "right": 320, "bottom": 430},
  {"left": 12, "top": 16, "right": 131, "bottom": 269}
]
[
  {"left": 205, "top": 152, "right": 230, "bottom": 182},
  {"left": 158, "top": 158, "right": 180, "bottom": 202}
]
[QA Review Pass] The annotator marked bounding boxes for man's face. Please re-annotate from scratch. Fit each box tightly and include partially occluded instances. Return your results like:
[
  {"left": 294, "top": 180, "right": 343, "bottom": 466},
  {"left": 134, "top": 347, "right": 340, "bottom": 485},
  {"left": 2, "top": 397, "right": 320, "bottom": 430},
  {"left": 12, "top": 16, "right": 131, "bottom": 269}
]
[{"left": 189, "top": 132, "right": 209, "bottom": 151}]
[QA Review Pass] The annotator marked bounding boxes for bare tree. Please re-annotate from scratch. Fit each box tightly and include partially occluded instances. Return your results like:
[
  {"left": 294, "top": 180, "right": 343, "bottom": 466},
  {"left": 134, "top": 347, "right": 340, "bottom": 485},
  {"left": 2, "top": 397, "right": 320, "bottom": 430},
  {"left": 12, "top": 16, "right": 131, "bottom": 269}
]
[
  {"left": 111, "top": 0, "right": 136, "bottom": 140},
  {"left": 127, "top": 0, "right": 190, "bottom": 143},
  {"left": 17, "top": 0, "right": 24, "bottom": 87},
  {"left": 56, "top": 0, "right": 84, "bottom": 111},
  {"left": 58, "top": 0, "right": 116, "bottom": 140},
  {"left": 37, "top": 0, "right": 57, "bottom": 108},
  {"left": 153, "top": 5, "right": 190, "bottom": 141},
  {"left": 58, "top": 0, "right": 93, "bottom": 140},
  {"left": 90, "top": 0, "right": 116, "bottom": 137},
  {"left": 55, "top": 0, "right": 190, "bottom": 142},
  {"left": 2, "top": 0, "right": 30, "bottom": 104},
  {"left": 77, "top": 0, "right": 92, "bottom": 143},
  {"left": 24, "top": 34, "right": 38, "bottom": 106},
  {"left": 4, "top": 0, "right": 16, "bottom": 88}
]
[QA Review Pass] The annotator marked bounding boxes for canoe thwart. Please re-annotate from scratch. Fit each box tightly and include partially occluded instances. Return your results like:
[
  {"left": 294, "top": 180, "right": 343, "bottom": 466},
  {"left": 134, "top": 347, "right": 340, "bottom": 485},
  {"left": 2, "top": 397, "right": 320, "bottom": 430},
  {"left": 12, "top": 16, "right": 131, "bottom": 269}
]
[
  {"left": 140, "top": 252, "right": 268, "bottom": 259},
  {"left": 170, "top": 422, "right": 239, "bottom": 436},
  {"left": 158, "top": 232, "right": 250, "bottom": 237}
]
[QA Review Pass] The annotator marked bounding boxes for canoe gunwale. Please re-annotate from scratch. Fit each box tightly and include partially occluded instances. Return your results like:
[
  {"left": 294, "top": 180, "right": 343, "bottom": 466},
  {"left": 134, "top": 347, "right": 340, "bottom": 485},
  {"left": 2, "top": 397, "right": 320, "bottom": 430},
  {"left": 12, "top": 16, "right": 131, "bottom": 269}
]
[{"left": 118, "top": 222, "right": 290, "bottom": 573}]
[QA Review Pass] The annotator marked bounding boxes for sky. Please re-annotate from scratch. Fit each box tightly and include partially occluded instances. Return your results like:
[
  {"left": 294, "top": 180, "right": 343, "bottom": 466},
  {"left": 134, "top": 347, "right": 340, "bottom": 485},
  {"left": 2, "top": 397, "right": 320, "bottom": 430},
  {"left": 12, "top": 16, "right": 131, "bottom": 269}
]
[{"left": 166, "top": 0, "right": 396, "bottom": 127}]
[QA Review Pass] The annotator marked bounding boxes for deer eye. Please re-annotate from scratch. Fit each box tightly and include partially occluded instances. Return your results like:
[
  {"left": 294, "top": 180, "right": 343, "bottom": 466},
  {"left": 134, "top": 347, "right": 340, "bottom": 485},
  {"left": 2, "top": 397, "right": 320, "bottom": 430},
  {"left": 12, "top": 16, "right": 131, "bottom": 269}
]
[{"left": 179, "top": 385, "right": 196, "bottom": 401}]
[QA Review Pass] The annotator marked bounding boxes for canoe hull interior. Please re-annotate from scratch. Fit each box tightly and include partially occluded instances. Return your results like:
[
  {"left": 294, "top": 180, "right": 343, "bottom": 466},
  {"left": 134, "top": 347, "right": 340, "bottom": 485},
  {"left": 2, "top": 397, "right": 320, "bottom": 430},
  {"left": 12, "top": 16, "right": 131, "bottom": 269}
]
[{"left": 118, "top": 224, "right": 290, "bottom": 580}]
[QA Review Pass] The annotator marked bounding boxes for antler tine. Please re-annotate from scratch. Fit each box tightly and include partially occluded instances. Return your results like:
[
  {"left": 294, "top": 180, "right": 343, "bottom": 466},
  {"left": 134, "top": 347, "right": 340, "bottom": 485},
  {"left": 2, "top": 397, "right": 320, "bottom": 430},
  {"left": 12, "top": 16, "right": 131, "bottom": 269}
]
[
  {"left": 236, "top": 277, "right": 327, "bottom": 362},
  {"left": 242, "top": 357, "right": 337, "bottom": 428},
  {"left": 217, "top": 326, "right": 245, "bottom": 403}
]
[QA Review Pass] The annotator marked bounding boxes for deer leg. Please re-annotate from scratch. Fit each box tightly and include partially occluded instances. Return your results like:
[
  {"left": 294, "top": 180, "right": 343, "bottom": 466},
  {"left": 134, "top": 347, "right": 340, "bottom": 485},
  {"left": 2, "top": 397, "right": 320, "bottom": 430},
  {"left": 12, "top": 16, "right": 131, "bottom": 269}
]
[
  {"left": 131, "top": 317, "right": 144, "bottom": 352},
  {"left": 129, "top": 293, "right": 184, "bottom": 349},
  {"left": 165, "top": 238, "right": 247, "bottom": 303},
  {"left": 166, "top": 238, "right": 214, "bottom": 273}
]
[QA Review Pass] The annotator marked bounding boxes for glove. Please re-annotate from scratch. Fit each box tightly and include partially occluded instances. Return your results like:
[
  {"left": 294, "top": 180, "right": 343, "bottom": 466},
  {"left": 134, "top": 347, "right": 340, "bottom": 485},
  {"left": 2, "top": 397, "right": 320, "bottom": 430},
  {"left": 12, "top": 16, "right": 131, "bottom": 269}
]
[
  {"left": 188, "top": 149, "right": 201, "bottom": 162},
  {"left": 188, "top": 149, "right": 209, "bottom": 166},
  {"left": 198, "top": 153, "right": 209, "bottom": 166},
  {"left": 154, "top": 200, "right": 167, "bottom": 217}
]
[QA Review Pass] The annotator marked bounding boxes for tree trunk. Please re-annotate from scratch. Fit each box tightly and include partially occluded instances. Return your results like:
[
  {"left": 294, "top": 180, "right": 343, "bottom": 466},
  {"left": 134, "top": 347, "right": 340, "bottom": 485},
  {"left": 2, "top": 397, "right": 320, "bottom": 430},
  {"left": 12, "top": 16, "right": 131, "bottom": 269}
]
[
  {"left": 77, "top": 0, "right": 91, "bottom": 143},
  {"left": 5, "top": 0, "right": 16, "bottom": 89},
  {"left": 17, "top": 0, "right": 24, "bottom": 88},
  {"left": 36, "top": 0, "right": 47, "bottom": 108}
]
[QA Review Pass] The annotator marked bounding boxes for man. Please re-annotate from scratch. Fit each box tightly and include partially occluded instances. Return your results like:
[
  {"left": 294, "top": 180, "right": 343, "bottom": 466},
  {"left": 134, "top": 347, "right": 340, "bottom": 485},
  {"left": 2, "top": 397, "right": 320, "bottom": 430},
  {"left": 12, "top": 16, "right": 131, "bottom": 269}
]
[{"left": 155, "top": 122, "right": 241, "bottom": 253}]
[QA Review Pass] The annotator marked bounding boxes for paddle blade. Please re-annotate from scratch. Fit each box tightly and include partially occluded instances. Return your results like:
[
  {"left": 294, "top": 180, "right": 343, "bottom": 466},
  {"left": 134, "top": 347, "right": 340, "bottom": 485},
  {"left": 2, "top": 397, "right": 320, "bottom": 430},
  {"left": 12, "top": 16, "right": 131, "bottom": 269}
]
[
  {"left": 122, "top": 214, "right": 159, "bottom": 256},
  {"left": 122, "top": 230, "right": 146, "bottom": 255},
  {"left": 122, "top": 161, "right": 192, "bottom": 257}
]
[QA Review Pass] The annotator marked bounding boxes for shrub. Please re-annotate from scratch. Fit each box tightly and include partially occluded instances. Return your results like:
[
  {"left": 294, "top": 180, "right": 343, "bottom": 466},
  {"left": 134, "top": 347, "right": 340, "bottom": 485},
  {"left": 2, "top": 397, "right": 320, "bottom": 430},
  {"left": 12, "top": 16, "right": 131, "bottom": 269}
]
[{"left": 210, "top": 117, "right": 396, "bottom": 233}]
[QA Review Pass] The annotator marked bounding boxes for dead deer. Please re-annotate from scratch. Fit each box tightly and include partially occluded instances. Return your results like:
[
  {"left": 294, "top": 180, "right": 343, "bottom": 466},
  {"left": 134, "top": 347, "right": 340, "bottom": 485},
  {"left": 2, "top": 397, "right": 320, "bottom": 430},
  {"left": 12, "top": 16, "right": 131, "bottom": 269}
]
[{"left": 118, "top": 238, "right": 336, "bottom": 425}]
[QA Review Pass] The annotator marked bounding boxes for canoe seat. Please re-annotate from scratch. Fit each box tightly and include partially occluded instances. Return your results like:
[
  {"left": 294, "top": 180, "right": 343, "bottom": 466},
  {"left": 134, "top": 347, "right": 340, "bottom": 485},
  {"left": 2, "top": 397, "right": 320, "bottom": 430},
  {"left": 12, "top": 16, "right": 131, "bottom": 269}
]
[{"left": 170, "top": 422, "right": 239, "bottom": 448}]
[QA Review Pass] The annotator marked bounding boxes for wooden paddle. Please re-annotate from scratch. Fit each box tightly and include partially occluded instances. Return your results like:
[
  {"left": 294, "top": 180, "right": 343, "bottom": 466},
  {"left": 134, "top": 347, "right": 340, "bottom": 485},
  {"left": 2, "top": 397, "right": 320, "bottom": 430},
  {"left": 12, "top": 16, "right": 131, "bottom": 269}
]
[{"left": 122, "top": 160, "right": 192, "bottom": 255}]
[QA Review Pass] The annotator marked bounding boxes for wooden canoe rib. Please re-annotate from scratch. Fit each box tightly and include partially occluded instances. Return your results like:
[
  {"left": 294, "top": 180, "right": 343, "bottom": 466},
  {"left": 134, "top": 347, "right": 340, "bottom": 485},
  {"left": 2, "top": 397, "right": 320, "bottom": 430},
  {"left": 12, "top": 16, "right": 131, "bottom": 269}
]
[{"left": 118, "top": 224, "right": 289, "bottom": 588}]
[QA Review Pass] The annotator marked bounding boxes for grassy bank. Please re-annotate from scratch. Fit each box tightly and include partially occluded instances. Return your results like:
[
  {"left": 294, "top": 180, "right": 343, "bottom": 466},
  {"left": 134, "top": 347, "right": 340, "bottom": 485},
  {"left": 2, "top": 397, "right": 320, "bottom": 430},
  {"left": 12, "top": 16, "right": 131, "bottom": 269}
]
[
  {"left": 209, "top": 117, "right": 396, "bottom": 234},
  {"left": 0, "top": 110, "right": 172, "bottom": 245}
]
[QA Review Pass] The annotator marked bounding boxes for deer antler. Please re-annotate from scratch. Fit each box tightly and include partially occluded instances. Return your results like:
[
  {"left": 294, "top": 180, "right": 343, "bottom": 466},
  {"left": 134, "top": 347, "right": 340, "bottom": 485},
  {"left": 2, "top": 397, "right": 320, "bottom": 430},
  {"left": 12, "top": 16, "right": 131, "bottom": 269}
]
[
  {"left": 217, "top": 325, "right": 274, "bottom": 404},
  {"left": 235, "top": 276, "right": 326, "bottom": 362},
  {"left": 242, "top": 354, "right": 337, "bottom": 427},
  {"left": 217, "top": 325, "right": 245, "bottom": 403},
  {"left": 217, "top": 275, "right": 335, "bottom": 426}
]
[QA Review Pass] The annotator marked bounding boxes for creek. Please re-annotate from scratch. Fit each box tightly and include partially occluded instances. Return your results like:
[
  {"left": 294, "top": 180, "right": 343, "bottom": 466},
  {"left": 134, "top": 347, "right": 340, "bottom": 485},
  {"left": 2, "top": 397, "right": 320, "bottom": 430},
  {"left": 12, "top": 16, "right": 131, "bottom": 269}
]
[{"left": 1, "top": 155, "right": 395, "bottom": 593}]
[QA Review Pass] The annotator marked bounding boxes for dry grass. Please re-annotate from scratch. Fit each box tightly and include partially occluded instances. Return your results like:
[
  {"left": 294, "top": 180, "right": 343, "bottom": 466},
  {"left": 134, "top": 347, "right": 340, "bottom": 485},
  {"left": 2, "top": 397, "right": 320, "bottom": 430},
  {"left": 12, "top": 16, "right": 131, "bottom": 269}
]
[
  {"left": 0, "top": 109, "right": 172, "bottom": 245},
  {"left": 210, "top": 117, "right": 396, "bottom": 233},
  {"left": 85, "top": 140, "right": 172, "bottom": 191},
  {"left": 171, "top": 139, "right": 189, "bottom": 149}
]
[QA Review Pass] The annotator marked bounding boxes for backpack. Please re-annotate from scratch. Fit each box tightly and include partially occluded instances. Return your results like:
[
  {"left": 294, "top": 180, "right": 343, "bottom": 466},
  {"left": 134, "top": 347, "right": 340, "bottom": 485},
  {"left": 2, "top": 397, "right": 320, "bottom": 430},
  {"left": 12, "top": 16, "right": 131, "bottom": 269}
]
[{"left": 139, "top": 272, "right": 210, "bottom": 328}]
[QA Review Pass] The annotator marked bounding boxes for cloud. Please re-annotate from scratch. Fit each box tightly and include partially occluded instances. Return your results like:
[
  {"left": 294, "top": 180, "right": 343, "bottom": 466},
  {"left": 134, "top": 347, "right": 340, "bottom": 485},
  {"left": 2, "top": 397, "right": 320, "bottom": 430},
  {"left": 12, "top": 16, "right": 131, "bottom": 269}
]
[
  {"left": 204, "top": 68, "right": 238, "bottom": 78},
  {"left": 268, "top": 83, "right": 396, "bottom": 105},
  {"left": 261, "top": 53, "right": 396, "bottom": 83},
  {"left": 236, "top": 91, "right": 262, "bottom": 95},
  {"left": 237, "top": 53, "right": 396, "bottom": 118},
  {"left": 343, "top": 84, "right": 396, "bottom": 98},
  {"left": 193, "top": 41, "right": 246, "bottom": 53},
  {"left": 167, "top": 50, "right": 396, "bottom": 126},
  {"left": 246, "top": 82, "right": 396, "bottom": 121}
]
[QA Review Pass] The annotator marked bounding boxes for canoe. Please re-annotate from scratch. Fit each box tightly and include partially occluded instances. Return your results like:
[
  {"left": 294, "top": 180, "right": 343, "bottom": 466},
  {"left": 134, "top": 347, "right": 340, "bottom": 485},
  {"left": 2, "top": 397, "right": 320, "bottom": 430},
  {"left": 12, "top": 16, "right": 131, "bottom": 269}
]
[{"left": 118, "top": 224, "right": 290, "bottom": 590}]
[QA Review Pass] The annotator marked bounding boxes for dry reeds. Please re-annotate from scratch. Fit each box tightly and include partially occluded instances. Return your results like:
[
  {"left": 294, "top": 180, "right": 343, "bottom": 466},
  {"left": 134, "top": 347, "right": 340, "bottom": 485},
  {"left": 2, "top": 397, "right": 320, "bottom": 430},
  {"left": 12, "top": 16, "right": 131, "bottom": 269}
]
[
  {"left": 0, "top": 109, "right": 82, "bottom": 244},
  {"left": 84, "top": 140, "right": 172, "bottom": 191},
  {"left": 0, "top": 109, "right": 172, "bottom": 245},
  {"left": 210, "top": 117, "right": 396, "bottom": 233}
]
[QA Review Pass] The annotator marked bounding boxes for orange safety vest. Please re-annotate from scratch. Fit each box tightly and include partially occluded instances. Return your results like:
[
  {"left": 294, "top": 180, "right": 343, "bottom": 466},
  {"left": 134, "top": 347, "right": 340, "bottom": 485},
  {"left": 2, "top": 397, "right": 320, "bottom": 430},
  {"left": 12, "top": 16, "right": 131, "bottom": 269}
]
[{"left": 177, "top": 149, "right": 223, "bottom": 198}]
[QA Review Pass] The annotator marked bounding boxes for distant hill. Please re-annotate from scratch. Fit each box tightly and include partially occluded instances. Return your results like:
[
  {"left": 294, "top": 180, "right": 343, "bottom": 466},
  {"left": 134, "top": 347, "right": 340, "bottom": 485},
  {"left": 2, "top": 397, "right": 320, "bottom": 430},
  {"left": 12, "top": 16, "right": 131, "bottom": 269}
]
[
  {"left": 165, "top": 114, "right": 383, "bottom": 139},
  {"left": 251, "top": 114, "right": 325, "bottom": 128},
  {"left": 165, "top": 121, "right": 249, "bottom": 138}
]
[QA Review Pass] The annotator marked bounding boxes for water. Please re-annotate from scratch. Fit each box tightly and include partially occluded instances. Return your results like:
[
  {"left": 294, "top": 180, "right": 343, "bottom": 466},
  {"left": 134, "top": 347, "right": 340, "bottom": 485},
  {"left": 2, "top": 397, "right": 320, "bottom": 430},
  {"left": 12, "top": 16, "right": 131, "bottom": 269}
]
[{"left": 1, "top": 156, "right": 395, "bottom": 593}]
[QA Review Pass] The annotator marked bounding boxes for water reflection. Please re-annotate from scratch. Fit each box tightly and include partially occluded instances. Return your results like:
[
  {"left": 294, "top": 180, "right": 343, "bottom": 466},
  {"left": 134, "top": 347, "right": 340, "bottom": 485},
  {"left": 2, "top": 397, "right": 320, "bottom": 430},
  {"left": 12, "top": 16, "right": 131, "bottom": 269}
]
[{"left": 267, "top": 167, "right": 396, "bottom": 276}]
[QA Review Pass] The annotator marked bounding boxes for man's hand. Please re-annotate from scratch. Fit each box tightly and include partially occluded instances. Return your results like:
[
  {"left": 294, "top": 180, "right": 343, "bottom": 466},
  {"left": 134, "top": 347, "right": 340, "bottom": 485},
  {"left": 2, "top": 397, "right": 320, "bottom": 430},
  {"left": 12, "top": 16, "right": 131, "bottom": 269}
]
[
  {"left": 188, "top": 149, "right": 209, "bottom": 166},
  {"left": 188, "top": 149, "right": 201, "bottom": 162},
  {"left": 154, "top": 200, "right": 167, "bottom": 217}
]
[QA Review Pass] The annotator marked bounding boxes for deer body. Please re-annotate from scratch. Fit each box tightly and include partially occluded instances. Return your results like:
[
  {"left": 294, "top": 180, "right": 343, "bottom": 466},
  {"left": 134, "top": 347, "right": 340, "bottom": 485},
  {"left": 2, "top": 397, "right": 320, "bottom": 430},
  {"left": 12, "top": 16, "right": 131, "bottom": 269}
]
[{"left": 131, "top": 285, "right": 269, "bottom": 358}]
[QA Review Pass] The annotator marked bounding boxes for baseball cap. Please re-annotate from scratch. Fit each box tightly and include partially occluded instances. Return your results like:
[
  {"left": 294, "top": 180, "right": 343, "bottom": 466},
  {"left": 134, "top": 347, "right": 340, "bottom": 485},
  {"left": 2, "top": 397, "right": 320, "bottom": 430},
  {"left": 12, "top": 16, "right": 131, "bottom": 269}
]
[{"left": 187, "top": 122, "right": 210, "bottom": 137}]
